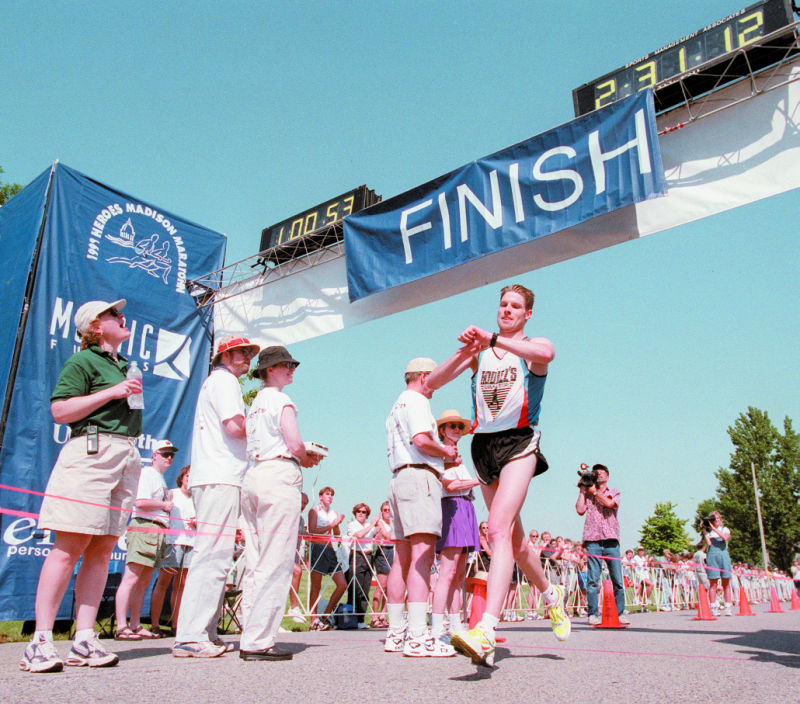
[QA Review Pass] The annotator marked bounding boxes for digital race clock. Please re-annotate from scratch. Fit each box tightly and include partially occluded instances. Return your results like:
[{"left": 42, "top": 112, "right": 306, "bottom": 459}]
[
  {"left": 259, "top": 185, "right": 380, "bottom": 253},
  {"left": 572, "top": 0, "right": 797, "bottom": 116}
]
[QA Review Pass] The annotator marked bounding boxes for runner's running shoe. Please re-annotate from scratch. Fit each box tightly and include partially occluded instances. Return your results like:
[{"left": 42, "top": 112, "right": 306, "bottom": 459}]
[
  {"left": 450, "top": 626, "right": 495, "bottom": 666},
  {"left": 66, "top": 634, "right": 119, "bottom": 667},
  {"left": 19, "top": 636, "right": 64, "bottom": 673},
  {"left": 547, "top": 584, "right": 571, "bottom": 641}
]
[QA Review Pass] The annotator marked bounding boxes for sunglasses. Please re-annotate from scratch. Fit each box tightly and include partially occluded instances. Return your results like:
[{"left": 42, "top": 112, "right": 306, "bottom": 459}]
[
  {"left": 276, "top": 361, "right": 299, "bottom": 370},
  {"left": 355, "top": 509, "right": 367, "bottom": 514},
  {"left": 105, "top": 308, "right": 122, "bottom": 319},
  {"left": 158, "top": 451, "right": 176, "bottom": 459},
  {"left": 446, "top": 422, "right": 465, "bottom": 430}
]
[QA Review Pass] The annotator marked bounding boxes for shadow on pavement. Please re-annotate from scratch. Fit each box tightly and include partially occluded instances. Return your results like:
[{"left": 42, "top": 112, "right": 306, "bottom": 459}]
[{"left": 115, "top": 641, "right": 316, "bottom": 661}]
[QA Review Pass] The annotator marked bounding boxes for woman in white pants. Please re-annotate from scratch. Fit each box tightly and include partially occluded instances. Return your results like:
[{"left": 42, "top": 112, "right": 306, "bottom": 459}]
[{"left": 239, "top": 346, "right": 320, "bottom": 661}]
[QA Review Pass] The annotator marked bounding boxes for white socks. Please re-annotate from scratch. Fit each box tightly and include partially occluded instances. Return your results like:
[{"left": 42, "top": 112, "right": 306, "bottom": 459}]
[
  {"left": 407, "top": 602, "right": 428, "bottom": 637},
  {"left": 542, "top": 584, "right": 558, "bottom": 606},
  {"left": 479, "top": 612, "right": 499, "bottom": 639},
  {"left": 387, "top": 603, "right": 405, "bottom": 631}
]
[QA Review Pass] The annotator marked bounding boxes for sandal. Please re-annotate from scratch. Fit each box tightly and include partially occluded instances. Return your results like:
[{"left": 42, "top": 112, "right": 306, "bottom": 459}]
[
  {"left": 132, "top": 626, "right": 161, "bottom": 639},
  {"left": 317, "top": 619, "right": 332, "bottom": 631},
  {"left": 309, "top": 619, "right": 320, "bottom": 631},
  {"left": 114, "top": 626, "right": 142, "bottom": 641}
]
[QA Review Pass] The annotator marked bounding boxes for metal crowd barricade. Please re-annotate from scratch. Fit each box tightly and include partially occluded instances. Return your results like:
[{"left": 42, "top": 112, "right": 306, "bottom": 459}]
[{"left": 217, "top": 537, "right": 798, "bottom": 629}]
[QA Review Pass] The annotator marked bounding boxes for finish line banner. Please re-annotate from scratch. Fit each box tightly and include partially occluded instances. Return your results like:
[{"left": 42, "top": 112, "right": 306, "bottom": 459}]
[{"left": 344, "top": 91, "right": 666, "bottom": 302}]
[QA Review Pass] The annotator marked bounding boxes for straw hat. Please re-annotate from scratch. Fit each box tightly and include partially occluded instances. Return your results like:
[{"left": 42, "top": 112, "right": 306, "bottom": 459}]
[{"left": 436, "top": 409, "right": 471, "bottom": 436}]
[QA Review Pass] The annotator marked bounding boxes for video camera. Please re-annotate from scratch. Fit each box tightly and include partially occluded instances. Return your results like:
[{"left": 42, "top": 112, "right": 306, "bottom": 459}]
[
  {"left": 701, "top": 515, "right": 714, "bottom": 530},
  {"left": 577, "top": 463, "right": 598, "bottom": 489}
]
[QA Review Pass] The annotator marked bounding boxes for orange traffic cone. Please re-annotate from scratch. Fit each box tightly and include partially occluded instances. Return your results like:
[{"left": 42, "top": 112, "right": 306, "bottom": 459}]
[
  {"left": 692, "top": 583, "right": 717, "bottom": 621},
  {"left": 466, "top": 573, "right": 487, "bottom": 629},
  {"left": 790, "top": 589, "right": 800, "bottom": 611},
  {"left": 465, "top": 572, "right": 506, "bottom": 642},
  {"left": 737, "top": 585, "right": 755, "bottom": 616},
  {"left": 767, "top": 585, "right": 784, "bottom": 613},
  {"left": 594, "top": 579, "right": 628, "bottom": 629}
]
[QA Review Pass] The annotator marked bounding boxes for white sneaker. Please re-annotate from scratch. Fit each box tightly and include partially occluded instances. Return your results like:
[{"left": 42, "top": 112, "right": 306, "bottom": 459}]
[
  {"left": 723, "top": 605, "right": 733, "bottom": 617},
  {"left": 20, "top": 636, "right": 64, "bottom": 673},
  {"left": 402, "top": 631, "right": 455, "bottom": 657},
  {"left": 287, "top": 606, "right": 306, "bottom": 624},
  {"left": 172, "top": 641, "right": 226, "bottom": 658},
  {"left": 384, "top": 627, "right": 406, "bottom": 653},
  {"left": 66, "top": 634, "right": 118, "bottom": 668}
]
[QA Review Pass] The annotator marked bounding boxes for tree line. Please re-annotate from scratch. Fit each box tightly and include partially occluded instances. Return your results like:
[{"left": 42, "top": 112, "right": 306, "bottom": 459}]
[
  {"left": 637, "top": 407, "right": 799, "bottom": 571},
  {"left": 0, "top": 165, "right": 21, "bottom": 206}
]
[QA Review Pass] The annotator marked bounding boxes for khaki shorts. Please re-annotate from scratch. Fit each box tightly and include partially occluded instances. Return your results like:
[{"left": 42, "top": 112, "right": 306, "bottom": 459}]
[
  {"left": 387, "top": 467, "right": 442, "bottom": 540},
  {"left": 125, "top": 517, "right": 168, "bottom": 568},
  {"left": 38, "top": 434, "right": 141, "bottom": 537}
]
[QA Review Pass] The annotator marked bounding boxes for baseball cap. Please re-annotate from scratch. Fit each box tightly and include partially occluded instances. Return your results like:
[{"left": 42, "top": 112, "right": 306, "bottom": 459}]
[
  {"left": 153, "top": 439, "right": 178, "bottom": 454},
  {"left": 73, "top": 299, "right": 126, "bottom": 336},
  {"left": 405, "top": 357, "right": 436, "bottom": 374}
]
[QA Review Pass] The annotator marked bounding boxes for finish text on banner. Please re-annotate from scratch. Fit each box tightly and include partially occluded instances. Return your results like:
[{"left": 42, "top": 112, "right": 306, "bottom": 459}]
[{"left": 344, "top": 91, "right": 666, "bottom": 302}]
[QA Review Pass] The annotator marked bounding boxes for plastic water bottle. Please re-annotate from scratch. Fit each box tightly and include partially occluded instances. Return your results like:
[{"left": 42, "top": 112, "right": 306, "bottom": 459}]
[{"left": 127, "top": 360, "right": 144, "bottom": 409}]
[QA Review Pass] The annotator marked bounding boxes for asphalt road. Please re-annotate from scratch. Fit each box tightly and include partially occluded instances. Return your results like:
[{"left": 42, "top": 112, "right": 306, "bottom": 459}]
[{"left": 4, "top": 608, "right": 799, "bottom": 704}]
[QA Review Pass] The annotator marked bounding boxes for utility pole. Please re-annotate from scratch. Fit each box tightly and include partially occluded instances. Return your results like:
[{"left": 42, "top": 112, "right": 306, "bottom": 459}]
[{"left": 750, "top": 458, "right": 770, "bottom": 570}]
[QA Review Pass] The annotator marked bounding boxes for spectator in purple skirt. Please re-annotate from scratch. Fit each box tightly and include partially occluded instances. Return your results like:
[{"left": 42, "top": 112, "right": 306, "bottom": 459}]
[{"left": 430, "top": 410, "right": 481, "bottom": 639}]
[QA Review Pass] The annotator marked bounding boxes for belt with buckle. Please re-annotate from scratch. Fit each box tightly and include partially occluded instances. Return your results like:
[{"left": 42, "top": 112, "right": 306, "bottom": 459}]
[{"left": 392, "top": 463, "right": 441, "bottom": 479}]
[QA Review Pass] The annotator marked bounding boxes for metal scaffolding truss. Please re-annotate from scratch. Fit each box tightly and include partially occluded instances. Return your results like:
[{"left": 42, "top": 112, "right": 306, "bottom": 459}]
[
  {"left": 656, "top": 19, "right": 800, "bottom": 131},
  {"left": 186, "top": 221, "right": 345, "bottom": 308}
]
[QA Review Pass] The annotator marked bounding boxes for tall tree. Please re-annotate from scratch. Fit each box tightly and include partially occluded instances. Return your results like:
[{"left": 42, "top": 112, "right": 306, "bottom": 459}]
[
  {"left": 639, "top": 501, "right": 691, "bottom": 555},
  {"left": 709, "top": 407, "right": 800, "bottom": 571},
  {"left": 0, "top": 165, "right": 22, "bottom": 206}
]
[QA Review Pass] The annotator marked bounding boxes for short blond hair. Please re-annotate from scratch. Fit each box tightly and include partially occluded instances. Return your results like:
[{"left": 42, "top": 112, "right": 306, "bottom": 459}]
[{"left": 500, "top": 284, "right": 534, "bottom": 311}]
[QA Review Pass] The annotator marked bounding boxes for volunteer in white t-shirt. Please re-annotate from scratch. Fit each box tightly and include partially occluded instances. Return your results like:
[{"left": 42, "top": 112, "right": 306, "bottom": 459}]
[
  {"left": 239, "top": 345, "right": 321, "bottom": 661},
  {"left": 115, "top": 439, "right": 176, "bottom": 640},
  {"left": 173, "top": 336, "right": 259, "bottom": 659},
  {"left": 149, "top": 463, "right": 196, "bottom": 635}
]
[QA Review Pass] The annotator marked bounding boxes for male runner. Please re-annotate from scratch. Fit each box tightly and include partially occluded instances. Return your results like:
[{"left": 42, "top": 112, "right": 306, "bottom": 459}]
[{"left": 427, "top": 284, "right": 570, "bottom": 666}]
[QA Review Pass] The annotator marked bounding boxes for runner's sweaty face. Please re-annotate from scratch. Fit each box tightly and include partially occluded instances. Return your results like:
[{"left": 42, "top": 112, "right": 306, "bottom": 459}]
[{"left": 496, "top": 291, "right": 531, "bottom": 334}]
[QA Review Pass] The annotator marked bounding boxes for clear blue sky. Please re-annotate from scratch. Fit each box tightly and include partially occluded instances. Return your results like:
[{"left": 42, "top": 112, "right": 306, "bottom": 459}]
[{"left": 4, "top": 1, "right": 798, "bottom": 549}]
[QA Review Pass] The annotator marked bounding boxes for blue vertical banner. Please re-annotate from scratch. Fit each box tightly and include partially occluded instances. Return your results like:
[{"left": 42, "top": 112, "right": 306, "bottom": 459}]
[
  {"left": 0, "top": 163, "right": 226, "bottom": 620},
  {"left": 344, "top": 91, "right": 666, "bottom": 301},
  {"left": 0, "top": 166, "right": 52, "bottom": 406}
]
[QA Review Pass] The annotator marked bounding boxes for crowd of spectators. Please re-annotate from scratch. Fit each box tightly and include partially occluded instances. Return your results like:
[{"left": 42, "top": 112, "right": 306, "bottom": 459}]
[{"left": 282, "top": 524, "right": 798, "bottom": 626}]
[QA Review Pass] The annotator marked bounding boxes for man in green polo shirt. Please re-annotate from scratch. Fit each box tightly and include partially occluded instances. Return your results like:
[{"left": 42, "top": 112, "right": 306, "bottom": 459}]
[{"left": 21, "top": 298, "right": 143, "bottom": 674}]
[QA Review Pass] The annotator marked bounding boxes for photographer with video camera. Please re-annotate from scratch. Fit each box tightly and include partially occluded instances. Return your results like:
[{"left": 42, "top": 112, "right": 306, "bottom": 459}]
[{"left": 575, "top": 463, "right": 629, "bottom": 625}]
